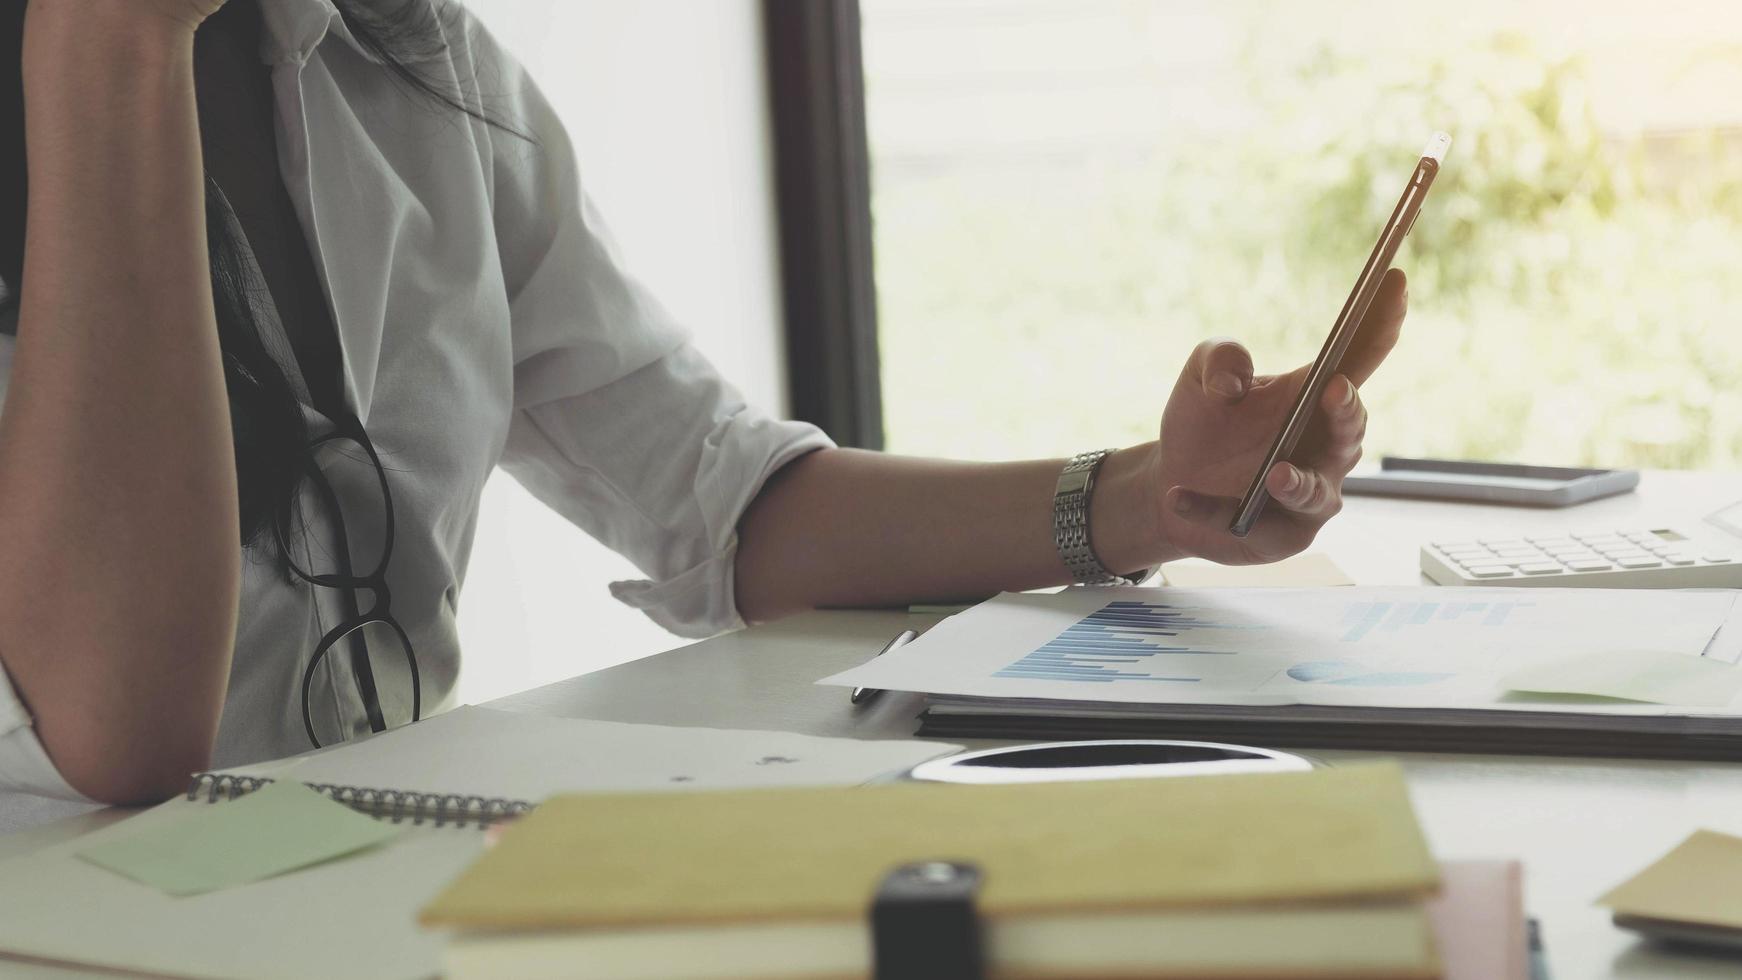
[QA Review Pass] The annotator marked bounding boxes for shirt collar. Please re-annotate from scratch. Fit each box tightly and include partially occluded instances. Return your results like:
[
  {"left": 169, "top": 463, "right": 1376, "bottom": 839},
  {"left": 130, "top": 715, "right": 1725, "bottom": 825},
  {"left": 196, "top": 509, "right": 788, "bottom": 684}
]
[{"left": 257, "top": 0, "right": 380, "bottom": 66}]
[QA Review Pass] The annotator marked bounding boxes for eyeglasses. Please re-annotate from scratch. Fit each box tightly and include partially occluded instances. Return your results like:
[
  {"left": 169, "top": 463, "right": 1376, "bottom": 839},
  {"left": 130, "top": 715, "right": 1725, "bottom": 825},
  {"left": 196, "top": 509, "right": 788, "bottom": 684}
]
[{"left": 276, "top": 414, "right": 421, "bottom": 748}]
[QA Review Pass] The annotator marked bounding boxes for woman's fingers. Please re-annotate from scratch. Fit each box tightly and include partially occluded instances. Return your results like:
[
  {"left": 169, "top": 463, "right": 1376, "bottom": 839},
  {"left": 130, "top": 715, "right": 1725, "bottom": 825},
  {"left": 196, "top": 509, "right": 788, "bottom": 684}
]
[
  {"left": 1264, "top": 462, "right": 1340, "bottom": 519},
  {"left": 1162, "top": 486, "right": 1319, "bottom": 564},
  {"left": 1264, "top": 375, "right": 1366, "bottom": 520},
  {"left": 1337, "top": 268, "right": 1407, "bottom": 388},
  {"left": 1184, "top": 338, "right": 1257, "bottom": 402},
  {"left": 1311, "top": 374, "right": 1367, "bottom": 474}
]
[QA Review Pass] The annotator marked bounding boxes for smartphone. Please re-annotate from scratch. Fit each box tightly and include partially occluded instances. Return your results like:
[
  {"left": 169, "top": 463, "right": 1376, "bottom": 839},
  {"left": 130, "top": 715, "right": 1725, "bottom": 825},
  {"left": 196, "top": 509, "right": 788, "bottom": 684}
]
[{"left": 1228, "top": 131, "right": 1451, "bottom": 537}]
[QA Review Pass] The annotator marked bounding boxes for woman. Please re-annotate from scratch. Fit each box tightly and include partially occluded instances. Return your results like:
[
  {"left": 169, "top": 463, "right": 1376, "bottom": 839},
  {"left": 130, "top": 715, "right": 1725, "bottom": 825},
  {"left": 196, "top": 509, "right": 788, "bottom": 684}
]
[{"left": 0, "top": 0, "right": 1403, "bottom": 829}]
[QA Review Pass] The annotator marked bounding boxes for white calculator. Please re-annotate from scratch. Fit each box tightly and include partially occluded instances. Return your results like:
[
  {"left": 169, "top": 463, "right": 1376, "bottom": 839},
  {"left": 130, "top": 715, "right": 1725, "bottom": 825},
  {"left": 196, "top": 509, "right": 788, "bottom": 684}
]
[{"left": 1421, "top": 528, "right": 1742, "bottom": 588}]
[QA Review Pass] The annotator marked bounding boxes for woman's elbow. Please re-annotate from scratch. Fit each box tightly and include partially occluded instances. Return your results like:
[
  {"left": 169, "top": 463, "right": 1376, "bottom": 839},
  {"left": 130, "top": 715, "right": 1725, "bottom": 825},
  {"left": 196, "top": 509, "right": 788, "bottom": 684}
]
[{"left": 49, "top": 724, "right": 215, "bottom": 807}]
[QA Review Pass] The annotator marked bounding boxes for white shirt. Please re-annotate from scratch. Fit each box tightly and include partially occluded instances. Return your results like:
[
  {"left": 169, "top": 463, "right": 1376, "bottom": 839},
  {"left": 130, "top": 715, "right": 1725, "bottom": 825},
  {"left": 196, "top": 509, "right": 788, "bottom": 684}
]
[{"left": 0, "top": 0, "right": 829, "bottom": 830}]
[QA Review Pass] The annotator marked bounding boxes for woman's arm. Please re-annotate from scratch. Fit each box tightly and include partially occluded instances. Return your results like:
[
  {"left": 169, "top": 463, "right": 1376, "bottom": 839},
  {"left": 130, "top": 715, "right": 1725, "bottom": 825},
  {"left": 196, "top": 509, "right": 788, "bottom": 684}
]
[
  {"left": 735, "top": 271, "right": 1406, "bottom": 622},
  {"left": 0, "top": 0, "right": 238, "bottom": 803}
]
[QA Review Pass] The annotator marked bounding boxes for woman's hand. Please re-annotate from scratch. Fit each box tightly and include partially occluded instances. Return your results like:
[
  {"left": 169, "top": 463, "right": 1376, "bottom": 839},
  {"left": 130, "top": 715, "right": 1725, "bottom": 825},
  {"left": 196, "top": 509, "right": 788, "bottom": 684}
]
[
  {"left": 1140, "top": 268, "right": 1408, "bottom": 566},
  {"left": 24, "top": 0, "right": 228, "bottom": 53},
  {"left": 129, "top": 0, "right": 231, "bottom": 29},
  {"left": 49, "top": 0, "right": 229, "bottom": 30}
]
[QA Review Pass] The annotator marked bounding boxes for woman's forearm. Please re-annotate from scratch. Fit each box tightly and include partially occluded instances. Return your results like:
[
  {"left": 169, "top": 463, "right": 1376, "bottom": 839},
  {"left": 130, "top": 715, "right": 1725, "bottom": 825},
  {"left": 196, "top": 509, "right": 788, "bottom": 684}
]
[
  {"left": 735, "top": 275, "right": 1405, "bottom": 624},
  {"left": 733, "top": 445, "right": 1164, "bottom": 623},
  {"left": 0, "top": 5, "right": 239, "bottom": 803}
]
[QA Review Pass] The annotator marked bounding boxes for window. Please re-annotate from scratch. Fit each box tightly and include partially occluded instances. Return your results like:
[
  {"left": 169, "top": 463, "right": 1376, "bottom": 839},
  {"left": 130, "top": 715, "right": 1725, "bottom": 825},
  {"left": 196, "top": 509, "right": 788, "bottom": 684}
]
[
  {"left": 859, "top": 0, "right": 1742, "bottom": 468},
  {"left": 455, "top": 1, "right": 789, "bottom": 701}
]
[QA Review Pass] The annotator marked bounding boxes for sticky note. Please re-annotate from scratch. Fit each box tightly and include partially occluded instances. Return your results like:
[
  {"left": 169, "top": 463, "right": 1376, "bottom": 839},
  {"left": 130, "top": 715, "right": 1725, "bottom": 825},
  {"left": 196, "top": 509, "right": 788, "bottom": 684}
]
[
  {"left": 1162, "top": 552, "right": 1354, "bottom": 588},
  {"left": 79, "top": 781, "right": 398, "bottom": 897},
  {"left": 1599, "top": 829, "right": 1742, "bottom": 928},
  {"left": 1502, "top": 649, "right": 1742, "bottom": 707}
]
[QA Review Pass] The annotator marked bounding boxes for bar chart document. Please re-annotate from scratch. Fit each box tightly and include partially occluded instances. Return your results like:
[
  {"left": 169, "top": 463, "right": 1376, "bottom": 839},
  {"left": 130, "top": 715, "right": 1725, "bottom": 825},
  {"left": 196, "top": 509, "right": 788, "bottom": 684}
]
[{"left": 821, "top": 587, "right": 1741, "bottom": 712}]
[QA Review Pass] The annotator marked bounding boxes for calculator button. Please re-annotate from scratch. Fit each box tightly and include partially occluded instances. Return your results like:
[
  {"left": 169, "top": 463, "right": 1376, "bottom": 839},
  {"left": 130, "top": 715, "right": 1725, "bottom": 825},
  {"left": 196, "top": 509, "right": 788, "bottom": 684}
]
[
  {"left": 1705, "top": 555, "right": 1734, "bottom": 564},
  {"left": 1518, "top": 562, "right": 1565, "bottom": 575},
  {"left": 1481, "top": 538, "right": 1528, "bottom": 549},
  {"left": 1493, "top": 547, "right": 1543, "bottom": 558},
  {"left": 1602, "top": 549, "right": 1649, "bottom": 561},
  {"left": 1464, "top": 566, "right": 1516, "bottom": 578},
  {"left": 1663, "top": 555, "right": 1697, "bottom": 566},
  {"left": 1528, "top": 537, "right": 1578, "bottom": 549},
  {"left": 1616, "top": 557, "right": 1664, "bottom": 569},
  {"left": 1566, "top": 559, "right": 1613, "bottom": 572}
]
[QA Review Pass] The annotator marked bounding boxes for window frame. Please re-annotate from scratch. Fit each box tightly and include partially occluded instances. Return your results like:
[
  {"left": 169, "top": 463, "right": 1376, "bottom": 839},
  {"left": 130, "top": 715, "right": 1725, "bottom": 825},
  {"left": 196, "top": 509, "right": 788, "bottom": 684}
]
[{"left": 762, "top": 0, "right": 884, "bottom": 450}]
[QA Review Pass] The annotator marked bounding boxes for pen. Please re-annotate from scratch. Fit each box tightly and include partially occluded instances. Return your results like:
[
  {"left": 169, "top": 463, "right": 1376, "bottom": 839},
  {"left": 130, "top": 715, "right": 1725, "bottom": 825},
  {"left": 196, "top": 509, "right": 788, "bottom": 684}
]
[{"left": 850, "top": 629, "right": 919, "bottom": 706}]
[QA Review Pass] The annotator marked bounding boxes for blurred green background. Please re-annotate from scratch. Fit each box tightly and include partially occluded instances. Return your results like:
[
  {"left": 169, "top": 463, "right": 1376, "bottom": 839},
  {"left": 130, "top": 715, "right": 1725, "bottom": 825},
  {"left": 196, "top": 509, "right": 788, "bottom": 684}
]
[{"left": 863, "top": 0, "right": 1742, "bottom": 468}]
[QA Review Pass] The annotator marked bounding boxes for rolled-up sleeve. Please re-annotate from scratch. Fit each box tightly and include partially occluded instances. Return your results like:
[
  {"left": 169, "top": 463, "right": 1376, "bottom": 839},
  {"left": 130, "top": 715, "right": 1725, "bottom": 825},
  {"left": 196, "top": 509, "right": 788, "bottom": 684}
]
[
  {"left": 474, "top": 26, "right": 832, "bottom": 638},
  {"left": 0, "top": 663, "right": 85, "bottom": 801}
]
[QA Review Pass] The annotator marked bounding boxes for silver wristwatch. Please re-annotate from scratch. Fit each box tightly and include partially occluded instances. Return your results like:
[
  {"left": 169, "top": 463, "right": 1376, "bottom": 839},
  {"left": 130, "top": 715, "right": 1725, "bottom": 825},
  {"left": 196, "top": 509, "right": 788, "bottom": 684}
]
[{"left": 1053, "top": 449, "right": 1152, "bottom": 587}]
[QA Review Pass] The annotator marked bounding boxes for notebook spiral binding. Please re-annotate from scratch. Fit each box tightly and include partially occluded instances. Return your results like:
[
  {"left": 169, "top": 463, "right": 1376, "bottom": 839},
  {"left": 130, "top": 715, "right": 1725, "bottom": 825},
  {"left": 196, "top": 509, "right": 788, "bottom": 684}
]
[{"left": 184, "top": 773, "right": 534, "bottom": 829}]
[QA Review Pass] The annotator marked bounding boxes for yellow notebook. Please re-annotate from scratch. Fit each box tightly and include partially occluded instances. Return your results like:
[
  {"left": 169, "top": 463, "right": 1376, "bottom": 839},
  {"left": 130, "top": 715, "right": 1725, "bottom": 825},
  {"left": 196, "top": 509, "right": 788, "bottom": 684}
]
[
  {"left": 423, "top": 762, "right": 1436, "bottom": 930},
  {"left": 1600, "top": 828, "right": 1742, "bottom": 940}
]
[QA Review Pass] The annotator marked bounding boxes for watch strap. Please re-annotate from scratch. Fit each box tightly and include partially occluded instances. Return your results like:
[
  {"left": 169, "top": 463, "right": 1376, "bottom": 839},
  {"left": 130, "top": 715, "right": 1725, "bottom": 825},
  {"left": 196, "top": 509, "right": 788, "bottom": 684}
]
[{"left": 1053, "top": 449, "right": 1150, "bottom": 587}]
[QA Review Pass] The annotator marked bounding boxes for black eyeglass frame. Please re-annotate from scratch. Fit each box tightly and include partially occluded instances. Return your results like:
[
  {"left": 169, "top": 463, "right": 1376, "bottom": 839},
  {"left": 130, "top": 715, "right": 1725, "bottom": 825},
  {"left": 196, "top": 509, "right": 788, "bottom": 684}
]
[{"left": 275, "top": 415, "right": 421, "bottom": 748}]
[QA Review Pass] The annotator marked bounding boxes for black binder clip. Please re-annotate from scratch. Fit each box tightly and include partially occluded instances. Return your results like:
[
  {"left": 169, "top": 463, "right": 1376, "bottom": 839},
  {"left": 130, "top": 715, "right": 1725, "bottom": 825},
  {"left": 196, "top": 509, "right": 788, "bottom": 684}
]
[{"left": 871, "top": 860, "right": 986, "bottom": 980}]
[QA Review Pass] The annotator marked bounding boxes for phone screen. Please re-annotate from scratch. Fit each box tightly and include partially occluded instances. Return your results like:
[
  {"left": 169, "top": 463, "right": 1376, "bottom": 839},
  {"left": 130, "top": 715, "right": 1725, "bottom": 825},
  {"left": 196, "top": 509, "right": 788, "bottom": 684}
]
[{"left": 1227, "top": 132, "right": 1451, "bottom": 537}]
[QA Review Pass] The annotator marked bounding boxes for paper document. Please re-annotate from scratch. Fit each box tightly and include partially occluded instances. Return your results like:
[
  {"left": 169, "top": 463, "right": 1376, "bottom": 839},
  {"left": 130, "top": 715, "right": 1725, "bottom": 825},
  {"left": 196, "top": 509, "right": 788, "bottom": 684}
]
[
  {"left": 266, "top": 706, "right": 960, "bottom": 800},
  {"left": 78, "top": 781, "right": 397, "bottom": 897},
  {"left": 820, "top": 587, "right": 1741, "bottom": 711}
]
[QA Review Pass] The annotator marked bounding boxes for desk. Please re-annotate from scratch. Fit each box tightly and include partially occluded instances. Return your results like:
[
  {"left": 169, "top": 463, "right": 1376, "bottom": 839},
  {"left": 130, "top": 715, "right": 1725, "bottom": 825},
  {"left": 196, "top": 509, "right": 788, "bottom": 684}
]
[{"left": 7, "top": 469, "right": 1742, "bottom": 978}]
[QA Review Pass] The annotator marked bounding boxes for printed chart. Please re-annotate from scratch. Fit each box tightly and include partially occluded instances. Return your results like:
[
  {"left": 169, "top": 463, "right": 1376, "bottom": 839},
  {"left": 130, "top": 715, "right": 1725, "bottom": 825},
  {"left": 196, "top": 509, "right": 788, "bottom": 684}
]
[
  {"left": 992, "top": 600, "right": 1238, "bottom": 684},
  {"left": 1340, "top": 598, "right": 1530, "bottom": 643},
  {"left": 1285, "top": 661, "right": 1453, "bottom": 687},
  {"left": 819, "top": 587, "right": 1740, "bottom": 708}
]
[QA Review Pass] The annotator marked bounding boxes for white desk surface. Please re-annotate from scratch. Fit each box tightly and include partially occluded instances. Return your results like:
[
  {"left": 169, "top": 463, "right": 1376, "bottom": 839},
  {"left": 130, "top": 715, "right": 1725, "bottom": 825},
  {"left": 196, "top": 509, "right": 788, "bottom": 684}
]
[{"left": 6, "top": 469, "right": 1742, "bottom": 979}]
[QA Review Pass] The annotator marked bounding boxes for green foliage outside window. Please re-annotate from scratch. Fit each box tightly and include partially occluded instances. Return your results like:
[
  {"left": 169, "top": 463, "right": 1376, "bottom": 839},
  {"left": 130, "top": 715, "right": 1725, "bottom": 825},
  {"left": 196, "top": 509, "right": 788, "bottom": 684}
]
[{"left": 874, "top": 28, "right": 1742, "bottom": 468}]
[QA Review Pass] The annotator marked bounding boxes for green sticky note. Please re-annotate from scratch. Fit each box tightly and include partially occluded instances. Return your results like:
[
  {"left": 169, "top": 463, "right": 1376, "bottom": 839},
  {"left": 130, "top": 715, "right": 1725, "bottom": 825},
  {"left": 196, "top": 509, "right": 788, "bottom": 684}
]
[
  {"left": 1503, "top": 649, "right": 1742, "bottom": 707},
  {"left": 78, "top": 781, "right": 399, "bottom": 897}
]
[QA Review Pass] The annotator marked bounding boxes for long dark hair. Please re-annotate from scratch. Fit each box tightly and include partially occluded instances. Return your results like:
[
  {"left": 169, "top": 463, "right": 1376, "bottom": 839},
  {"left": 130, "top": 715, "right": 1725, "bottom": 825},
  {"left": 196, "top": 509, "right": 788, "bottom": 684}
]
[{"left": 0, "top": 0, "right": 517, "bottom": 553}]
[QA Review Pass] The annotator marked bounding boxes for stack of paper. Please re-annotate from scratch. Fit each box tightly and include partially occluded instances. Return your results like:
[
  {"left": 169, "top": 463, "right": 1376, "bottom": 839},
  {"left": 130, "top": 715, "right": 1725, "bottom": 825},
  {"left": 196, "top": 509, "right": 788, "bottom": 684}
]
[
  {"left": 423, "top": 763, "right": 1511, "bottom": 979},
  {"left": 821, "top": 587, "right": 1742, "bottom": 758}
]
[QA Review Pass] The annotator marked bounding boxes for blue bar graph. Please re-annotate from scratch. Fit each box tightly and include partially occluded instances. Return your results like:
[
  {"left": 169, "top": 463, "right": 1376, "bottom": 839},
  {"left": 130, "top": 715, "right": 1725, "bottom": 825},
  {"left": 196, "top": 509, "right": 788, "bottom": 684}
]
[
  {"left": 1341, "top": 599, "right": 1531, "bottom": 642},
  {"left": 994, "top": 600, "right": 1242, "bottom": 683}
]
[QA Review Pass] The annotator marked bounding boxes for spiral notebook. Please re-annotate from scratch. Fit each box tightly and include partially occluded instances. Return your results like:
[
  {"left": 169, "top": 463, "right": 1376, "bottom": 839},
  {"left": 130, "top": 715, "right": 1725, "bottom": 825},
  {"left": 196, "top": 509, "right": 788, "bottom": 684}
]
[
  {"left": 0, "top": 708, "right": 959, "bottom": 979},
  {"left": 181, "top": 705, "right": 957, "bottom": 829}
]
